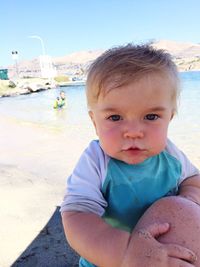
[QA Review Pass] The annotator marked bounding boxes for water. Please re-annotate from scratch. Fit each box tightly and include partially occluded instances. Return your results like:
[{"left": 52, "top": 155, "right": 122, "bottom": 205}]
[
  {"left": 0, "top": 85, "right": 90, "bottom": 129},
  {"left": 0, "top": 72, "right": 199, "bottom": 129},
  {"left": 169, "top": 71, "right": 200, "bottom": 135},
  {"left": 168, "top": 72, "right": 200, "bottom": 166},
  {"left": 0, "top": 72, "right": 200, "bottom": 166}
]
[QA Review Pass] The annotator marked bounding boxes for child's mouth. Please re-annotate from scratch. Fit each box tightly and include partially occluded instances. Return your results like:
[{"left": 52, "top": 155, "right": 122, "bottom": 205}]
[{"left": 124, "top": 146, "right": 142, "bottom": 151}]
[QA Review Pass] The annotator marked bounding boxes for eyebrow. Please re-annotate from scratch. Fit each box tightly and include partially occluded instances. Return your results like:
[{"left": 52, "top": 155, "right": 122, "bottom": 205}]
[
  {"left": 100, "top": 107, "right": 119, "bottom": 113},
  {"left": 147, "top": 107, "right": 167, "bottom": 112},
  {"left": 101, "top": 106, "right": 167, "bottom": 112}
]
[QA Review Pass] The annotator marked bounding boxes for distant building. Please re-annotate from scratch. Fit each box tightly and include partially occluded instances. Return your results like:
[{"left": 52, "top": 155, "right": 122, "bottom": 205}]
[
  {"left": 0, "top": 69, "right": 8, "bottom": 80},
  {"left": 39, "top": 55, "right": 57, "bottom": 78}
]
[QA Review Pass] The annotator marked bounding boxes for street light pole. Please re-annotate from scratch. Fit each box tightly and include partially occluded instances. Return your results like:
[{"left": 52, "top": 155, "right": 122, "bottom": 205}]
[
  {"left": 11, "top": 51, "right": 19, "bottom": 78},
  {"left": 29, "top": 35, "right": 47, "bottom": 78},
  {"left": 29, "top": 35, "right": 46, "bottom": 55},
  {"left": 28, "top": 35, "right": 56, "bottom": 79}
]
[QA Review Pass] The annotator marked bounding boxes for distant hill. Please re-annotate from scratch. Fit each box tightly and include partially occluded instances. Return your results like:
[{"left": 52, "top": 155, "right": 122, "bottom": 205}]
[
  {"left": 153, "top": 40, "right": 200, "bottom": 58},
  {"left": 152, "top": 40, "right": 200, "bottom": 71},
  {"left": 53, "top": 49, "right": 104, "bottom": 64},
  {"left": 7, "top": 40, "right": 200, "bottom": 79},
  {"left": 52, "top": 40, "right": 200, "bottom": 63}
]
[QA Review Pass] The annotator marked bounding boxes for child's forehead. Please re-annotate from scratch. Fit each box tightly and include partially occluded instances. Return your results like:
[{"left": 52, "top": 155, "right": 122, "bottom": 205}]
[
  {"left": 88, "top": 73, "right": 178, "bottom": 116},
  {"left": 101, "top": 71, "right": 174, "bottom": 96}
]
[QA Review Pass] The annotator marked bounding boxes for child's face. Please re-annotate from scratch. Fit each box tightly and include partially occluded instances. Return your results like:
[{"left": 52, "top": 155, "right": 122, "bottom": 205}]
[
  {"left": 60, "top": 92, "right": 65, "bottom": 99},
  {"left": 89, "top": 73, "right": 175, "bottom": 164}
]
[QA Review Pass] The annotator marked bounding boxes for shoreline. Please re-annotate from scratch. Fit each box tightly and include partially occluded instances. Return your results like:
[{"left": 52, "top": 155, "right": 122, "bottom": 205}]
[
  {"left": 0, "top": 69, "right": 200, "bottom": 98},
  {"left": 1, "top": 69, "right": 200, "bottom": 98},
  {"left": 0, "top": 79, "right": 86, "bottom": 98}
]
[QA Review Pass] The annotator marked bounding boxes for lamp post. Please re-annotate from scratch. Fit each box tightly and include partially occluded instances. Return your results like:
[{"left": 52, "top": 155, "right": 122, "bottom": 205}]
[
  {"left": 29, "top": 35, "right": 46, "bottom": 55},
  {"left": 29, "top": 35, "right": 47, "bottom": 78},
  {"left": 28, "top": 35, "right": 56, "bottom": 79},
  {"left": 11, "top": 51, "right": 19, "bottom": 78}
]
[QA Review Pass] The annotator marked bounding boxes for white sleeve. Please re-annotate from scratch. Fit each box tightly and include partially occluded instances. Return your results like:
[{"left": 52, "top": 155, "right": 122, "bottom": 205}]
[
  {"left": 60, "top": 140, "right": 109, "bottom": 216},
  {"left": 166, "top": 139, "right": 200, "bottom": 184}
]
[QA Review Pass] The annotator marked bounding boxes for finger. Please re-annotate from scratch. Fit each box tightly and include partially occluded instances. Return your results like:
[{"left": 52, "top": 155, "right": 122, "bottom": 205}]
[
  {"left": 167, "top": 244, "right": 197, "bottom": 264},
  {"left": 169, "top": 257, "right": 196, "bottom": 267},
  {"left": 144, "top": 222, "right": 170, "bottom": 238}
]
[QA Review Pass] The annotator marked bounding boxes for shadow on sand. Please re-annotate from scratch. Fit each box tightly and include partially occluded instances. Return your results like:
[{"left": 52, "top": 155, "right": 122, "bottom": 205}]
[{"left": 11, "top": 206, "right": 79, "bottom": 267}]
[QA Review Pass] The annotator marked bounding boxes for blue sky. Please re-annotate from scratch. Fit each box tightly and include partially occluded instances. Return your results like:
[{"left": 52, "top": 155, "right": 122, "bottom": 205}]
[{"left": 1, "top": 0, "right": 200, "bottom": 67}]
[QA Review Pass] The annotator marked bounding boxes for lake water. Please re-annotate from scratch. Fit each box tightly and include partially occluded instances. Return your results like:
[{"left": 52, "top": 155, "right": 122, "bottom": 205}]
[
  {"left": 0, "top": 71, "right": 200, "bottom": 166},
  {"left": 0, "top": 72, "right": 199, "bottom": 129},
  {"left": 168, "top": 72, "right": 200, "bottom": 152},
  {"left": 0, "top": 85, "right": 90, "bottom": 129}
]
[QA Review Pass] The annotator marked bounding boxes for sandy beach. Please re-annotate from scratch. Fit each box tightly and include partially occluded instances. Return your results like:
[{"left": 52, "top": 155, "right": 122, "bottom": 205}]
[{"left": 0, "top": 114, "right": 95, "bottom": 267}]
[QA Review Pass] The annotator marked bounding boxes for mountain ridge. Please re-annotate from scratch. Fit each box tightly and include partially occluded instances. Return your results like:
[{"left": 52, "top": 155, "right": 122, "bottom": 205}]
[{"left": 6, "top": 40, "right": 200, "bottom": 78}]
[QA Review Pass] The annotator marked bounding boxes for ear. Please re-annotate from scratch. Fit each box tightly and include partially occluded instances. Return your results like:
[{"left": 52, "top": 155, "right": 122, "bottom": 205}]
[
  {"left": 170, "top": 111, "right": 175, "bottom": 121},
  {"left": 88, "top": 111, "right": 98, "bottom": 135}
]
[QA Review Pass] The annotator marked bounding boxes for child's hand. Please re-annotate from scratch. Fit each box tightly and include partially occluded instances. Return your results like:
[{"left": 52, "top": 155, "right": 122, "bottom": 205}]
[{"left": 122, "top": 222, "right": 197, "bottom": 267}]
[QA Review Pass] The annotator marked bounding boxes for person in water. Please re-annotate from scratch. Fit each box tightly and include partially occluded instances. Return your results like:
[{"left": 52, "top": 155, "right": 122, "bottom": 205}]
[
  {"left": 53, "top": 91, "right": 66, "bottom": 109},
  {"left": 60, "top": 43, "right": 200, "bottom": 267}
]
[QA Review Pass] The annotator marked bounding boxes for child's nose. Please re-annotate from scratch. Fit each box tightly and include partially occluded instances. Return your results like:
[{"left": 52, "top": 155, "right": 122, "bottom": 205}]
[{"left": 123, "top": 122, "right": 144, "bottom": 139}]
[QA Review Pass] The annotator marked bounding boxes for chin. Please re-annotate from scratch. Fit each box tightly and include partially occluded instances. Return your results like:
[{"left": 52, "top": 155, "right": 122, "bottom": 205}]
[
  {"left": 122, "top": 157, "right": 146, "bottom": 165},
  {"left": 135, "top": 197, "right": 200, "bottom": 266}
]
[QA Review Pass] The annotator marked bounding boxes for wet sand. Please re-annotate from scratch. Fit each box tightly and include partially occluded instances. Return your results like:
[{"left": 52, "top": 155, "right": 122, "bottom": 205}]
[{"left": 11, "top": 207, "right": 79, "bottom": 267}]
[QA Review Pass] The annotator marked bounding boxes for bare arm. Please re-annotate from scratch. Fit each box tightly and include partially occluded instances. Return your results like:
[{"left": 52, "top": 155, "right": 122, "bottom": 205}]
[
  {"left": 62, "top": 211, "right": 130, "bottom": 267},
  {"left": 62, "top": 211, "right": 196, "bottom": 267},
  {"left": 179, "top": 174, "right": 200, "bottom": 205}
]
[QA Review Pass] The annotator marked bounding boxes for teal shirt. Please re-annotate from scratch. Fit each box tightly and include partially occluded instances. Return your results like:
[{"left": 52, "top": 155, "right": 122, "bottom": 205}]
[
  {"left": 60, "top": 140, "right": 199, "bottom": 267},
  {"left": 102, "top": 153, "right": 180, "bottom": 232}
]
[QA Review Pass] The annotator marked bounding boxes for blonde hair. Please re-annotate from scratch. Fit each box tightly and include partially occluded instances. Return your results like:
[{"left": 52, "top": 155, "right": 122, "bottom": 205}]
[{"left": 86, "top": 43, "right": 180, "bottom": 111}]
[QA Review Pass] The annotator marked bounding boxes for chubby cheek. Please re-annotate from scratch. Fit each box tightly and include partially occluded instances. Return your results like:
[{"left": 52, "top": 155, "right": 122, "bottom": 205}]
[
  {"left": 149, "top": 126, "right": 168, "bottom": 153},
  {"left": 98, "top": 127, "right": 121, "bottom": 155}
]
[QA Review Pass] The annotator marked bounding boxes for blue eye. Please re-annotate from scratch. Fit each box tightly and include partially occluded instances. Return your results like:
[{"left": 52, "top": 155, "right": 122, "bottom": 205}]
[
  {"left": 144, "top": 114, "right": 159, "bottom": 120},
  {"left": 108, "top": 115, "right": 122, "bottom": 121}
]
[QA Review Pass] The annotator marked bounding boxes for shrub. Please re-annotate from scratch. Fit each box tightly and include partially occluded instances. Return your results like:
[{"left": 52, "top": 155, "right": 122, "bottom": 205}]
[{"left": 54, "top": 76, "right": 70, "bottom": 82}]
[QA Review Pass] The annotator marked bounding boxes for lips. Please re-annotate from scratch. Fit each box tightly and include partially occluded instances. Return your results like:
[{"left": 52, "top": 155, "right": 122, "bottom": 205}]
[
  {"left": 127, "top": 147, "right": 141, "bottom": 151},
  {"left": 123, "top": 147, "right": 143, "bottom": 151},
  {"left": 120, "top": 146, "right": 148, "bottom": 164},
  {"left": 122, "top": 147, "right": 147, "bottom": 157}
]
